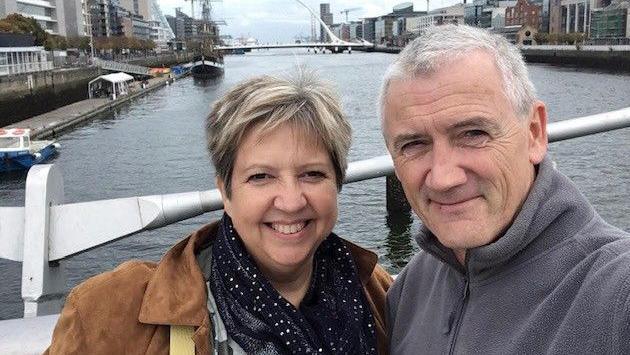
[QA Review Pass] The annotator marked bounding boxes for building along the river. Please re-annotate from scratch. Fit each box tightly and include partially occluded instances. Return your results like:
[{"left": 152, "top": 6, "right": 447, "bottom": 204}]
[{"left": 590, "top": 0, "right": 630, "bottom": 42}]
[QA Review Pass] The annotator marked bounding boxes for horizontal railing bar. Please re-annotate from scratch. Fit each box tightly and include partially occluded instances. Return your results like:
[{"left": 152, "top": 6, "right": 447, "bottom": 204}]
[{"left": 1, "top": 107, "right": 629, "bottom": 263}]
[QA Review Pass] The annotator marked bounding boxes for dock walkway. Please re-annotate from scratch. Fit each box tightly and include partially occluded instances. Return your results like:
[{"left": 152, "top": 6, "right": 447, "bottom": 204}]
[{"left": 3, "top": 76, "right": 175, "bottom": 139}]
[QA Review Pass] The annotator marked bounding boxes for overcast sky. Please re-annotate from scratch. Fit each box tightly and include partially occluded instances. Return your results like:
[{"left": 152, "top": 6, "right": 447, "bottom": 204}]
[{"left": 157, "top": 0, "right": 459, "bottom": 43}]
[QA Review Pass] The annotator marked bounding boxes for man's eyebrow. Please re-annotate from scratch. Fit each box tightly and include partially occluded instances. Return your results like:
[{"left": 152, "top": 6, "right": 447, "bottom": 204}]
[{"left": 447, "top": 117, "right": 500, "bottom": 132}]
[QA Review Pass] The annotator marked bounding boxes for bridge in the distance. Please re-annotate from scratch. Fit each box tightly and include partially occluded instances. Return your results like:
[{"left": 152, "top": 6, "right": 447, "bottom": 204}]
[{"left": 217, "top": 0, "right": 373, "bottom": 53}]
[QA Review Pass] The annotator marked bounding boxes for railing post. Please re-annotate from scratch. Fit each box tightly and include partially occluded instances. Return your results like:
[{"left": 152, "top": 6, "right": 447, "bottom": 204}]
[{"left": 21, "top": 165, "right": 66, "bottom": 318}]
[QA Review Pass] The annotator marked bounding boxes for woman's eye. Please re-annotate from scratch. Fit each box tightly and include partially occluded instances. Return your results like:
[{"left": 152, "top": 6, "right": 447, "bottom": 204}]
[
  {"left": 247, "top": 173, "right": 270, "bottom": 182},
  {"left": 302, "top": 171, "right": 326, "bottom": 181}
]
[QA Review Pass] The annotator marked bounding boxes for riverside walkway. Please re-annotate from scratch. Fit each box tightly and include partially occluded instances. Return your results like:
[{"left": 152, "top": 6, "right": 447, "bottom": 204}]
[{"left": 3, "top": 76, "right": 173, "bottom": 139}]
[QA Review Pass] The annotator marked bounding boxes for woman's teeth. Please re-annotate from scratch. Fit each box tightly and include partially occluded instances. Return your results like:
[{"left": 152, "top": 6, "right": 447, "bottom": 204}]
[{"left": 271, "top": 222, "right": 306, "bottom": 234}]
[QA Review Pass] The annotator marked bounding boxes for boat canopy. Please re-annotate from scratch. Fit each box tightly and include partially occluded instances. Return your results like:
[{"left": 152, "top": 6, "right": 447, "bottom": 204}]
[
  {"left": 0, "top": 128, "right": 31, "bottom": 151},
  {"left": 88, "top": 72, "right": 134, "bottom": 100}
]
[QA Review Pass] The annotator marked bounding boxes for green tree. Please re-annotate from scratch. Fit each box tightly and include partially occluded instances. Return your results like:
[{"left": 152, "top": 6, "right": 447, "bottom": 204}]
[
  {"left": 67, "top": 36, "right": 90, "bottom": 51},
  {"left": 45, "top": 35, "right": 68, "bottom": 50},
  {"left": 534, "top": 32, "right": 549, "bottom": 44},
  {"left": 0, "top": 13, "right": 48, "bottom": 45}
]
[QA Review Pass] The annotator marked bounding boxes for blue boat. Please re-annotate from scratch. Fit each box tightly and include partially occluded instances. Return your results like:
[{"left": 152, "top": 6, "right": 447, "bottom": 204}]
[{"left": 0, "top": 128, "right": 60, "bottom": 172}]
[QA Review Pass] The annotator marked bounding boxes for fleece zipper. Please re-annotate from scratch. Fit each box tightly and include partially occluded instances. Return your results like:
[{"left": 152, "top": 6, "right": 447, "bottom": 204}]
[{"left": 447, "top": 277, "right": 470, "bottom": 355}]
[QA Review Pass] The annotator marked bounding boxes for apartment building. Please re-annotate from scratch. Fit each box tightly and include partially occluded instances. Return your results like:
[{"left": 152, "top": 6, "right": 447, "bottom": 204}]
[{"left": 0, "top": 0, "right": 85, "bottom": 36}]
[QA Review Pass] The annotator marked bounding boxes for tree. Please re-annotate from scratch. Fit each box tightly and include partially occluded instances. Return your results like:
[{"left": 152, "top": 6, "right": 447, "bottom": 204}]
[
  {"left": 45, "top": 35, "right": 68, "bottom": 50},
  {"left": 534, "top": 32, "right": 549, "bottom": 45},
  {"left": 0, "top": 13, "right": 47, "bottom": 45},
  {"left": 67, "top": 36, "right": 90, "bottom": 51}
]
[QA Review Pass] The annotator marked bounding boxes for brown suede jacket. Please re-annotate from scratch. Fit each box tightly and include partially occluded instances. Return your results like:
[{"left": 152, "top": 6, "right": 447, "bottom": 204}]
[{"left": 45, "top": 222, "right": 393, "bottom": 355}]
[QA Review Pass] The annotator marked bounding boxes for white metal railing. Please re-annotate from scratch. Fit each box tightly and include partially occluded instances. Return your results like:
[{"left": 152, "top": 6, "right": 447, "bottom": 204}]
[
  {"left": 93, "top": 58, "right": 151, "bottom": 76},
  {"left": 0, "top": 61, "right": 54, "bottom": 76},
  {"left": 0, "top": 107, "right": 630, "bottom": 353}
]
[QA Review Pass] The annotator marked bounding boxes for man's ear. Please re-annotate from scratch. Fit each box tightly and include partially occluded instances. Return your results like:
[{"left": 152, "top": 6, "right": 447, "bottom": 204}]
[
  {"left": 216, "top": 177, "right": 230, "bottom": 213},
  {"left": 527, "top": 100, "right": 548, "bottom": 164}
]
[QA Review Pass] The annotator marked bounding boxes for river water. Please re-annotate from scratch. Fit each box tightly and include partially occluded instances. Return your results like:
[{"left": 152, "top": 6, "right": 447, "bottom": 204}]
[{"left": 1, "top": 50, "right": 629, "bottom": 319}]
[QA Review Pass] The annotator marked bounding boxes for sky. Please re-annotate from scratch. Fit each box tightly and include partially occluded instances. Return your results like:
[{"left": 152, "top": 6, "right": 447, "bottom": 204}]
[{"left": 157, "top": 0, "right": 460, "bottom": 43}]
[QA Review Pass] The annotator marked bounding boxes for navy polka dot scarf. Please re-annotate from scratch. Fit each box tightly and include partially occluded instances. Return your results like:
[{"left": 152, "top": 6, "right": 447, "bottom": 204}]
[{"left": 208, "top": 214, "right": 378, "bottom": 354}]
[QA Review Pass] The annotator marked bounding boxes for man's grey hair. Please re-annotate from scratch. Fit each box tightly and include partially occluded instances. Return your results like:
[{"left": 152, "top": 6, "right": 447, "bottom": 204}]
[
  {"left": 380, "top": 24, "right": 537, "bottom": 119},
  {"left": 206, "top": 70, "right": 351, "bottom": 198}
]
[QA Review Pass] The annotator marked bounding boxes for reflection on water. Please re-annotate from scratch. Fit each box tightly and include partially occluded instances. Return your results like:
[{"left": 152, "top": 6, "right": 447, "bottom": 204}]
[
  {"left": 385, "top": 209, "right": 416, "bottom": 269},
  {"left": 193, "top": 76, "right": 224, "bottom": 87}
]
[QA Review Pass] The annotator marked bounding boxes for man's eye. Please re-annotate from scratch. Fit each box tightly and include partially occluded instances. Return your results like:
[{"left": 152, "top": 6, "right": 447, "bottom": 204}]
[
  {"left": 400, "top": 141, "right": 428, "bottom": 156},
  {"left": 461, "top": 130, "right": 489, "bottom": 146},
  {"left": 247, "top": 173, "right": 270, "bottom": 182},
  {"left": 464, "top": 129, "right": 487, "bottom": 137}
]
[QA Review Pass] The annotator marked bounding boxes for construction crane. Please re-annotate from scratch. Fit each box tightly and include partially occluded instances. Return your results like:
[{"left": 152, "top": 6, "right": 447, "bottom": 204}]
[{"left": 339, "top": 7, "right": 361, "bottom": 23}]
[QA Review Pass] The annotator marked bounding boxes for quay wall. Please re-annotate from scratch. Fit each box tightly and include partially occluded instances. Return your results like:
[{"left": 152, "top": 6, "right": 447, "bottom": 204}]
[
  {"left": 28, "top": 75, "right": 182, "bottom": 140},
  {"left": 521, "top": 47, "right": 630, "bottom": 71},
  {"left": 0, "top": 67, "right": 101, "bottom": 126},
  {"left": 366, "top": 44, "right": 630, "bottom": 71},
  {"left": 0, "top": 53, "right": 196, "bottom": 127},
  {"left": 127, "top": 52, "right": 195, "bottom": 68}
]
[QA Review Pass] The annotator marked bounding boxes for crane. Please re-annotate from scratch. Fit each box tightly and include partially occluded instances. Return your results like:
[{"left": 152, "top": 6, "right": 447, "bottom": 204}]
[{"left": 339, "top": 7, "right": 361, "bottom": 23}]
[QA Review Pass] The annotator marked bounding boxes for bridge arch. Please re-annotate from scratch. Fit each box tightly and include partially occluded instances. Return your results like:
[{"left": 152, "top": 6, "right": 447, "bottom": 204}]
[{"left": 293, "top": 0, "right": 344, "bottom": 44}]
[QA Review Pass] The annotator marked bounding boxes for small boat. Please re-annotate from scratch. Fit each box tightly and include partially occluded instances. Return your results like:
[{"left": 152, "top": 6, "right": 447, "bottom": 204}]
[
  {"left": 0, "top": 128, "right": 60, "bottom": 172},
  {"left": 191, "top": 55, "right": 224, "bottom": 79}
]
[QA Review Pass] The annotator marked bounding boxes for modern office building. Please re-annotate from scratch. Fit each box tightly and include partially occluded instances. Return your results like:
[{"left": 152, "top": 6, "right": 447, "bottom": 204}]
[
  {"left": 118, "top": 0, "right": 150, "bottom": 20},
  {"left": 362, "top": 17, "right": 376, "bottom": 42},
  {"left": 0, "top": 0, "right": 86, "bottom": 36},
  {"left": 320, "top": 3, "right": 333, "bottom": 42},
  {"left": 465, "top": 0, "right": 495, "bottom": 27},
  {"left": 89, "top": 0, "right": 111, "bottom": 37},
  {"left": 590, "top": 0, "right": 629, "bottom": 39},
  {"left": 349, "top": 21, "right": 363, "bottom": 40}
]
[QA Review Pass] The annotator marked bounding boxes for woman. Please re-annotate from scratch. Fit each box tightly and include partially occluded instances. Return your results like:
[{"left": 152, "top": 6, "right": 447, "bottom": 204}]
[{"left": 46, "top": 72, "right": 392, "bottom": 355}]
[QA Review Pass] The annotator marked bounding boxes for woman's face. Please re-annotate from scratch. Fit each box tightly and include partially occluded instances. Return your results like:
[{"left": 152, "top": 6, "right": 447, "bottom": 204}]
[{"left": 218, "top": 122, "right": 339, "bottom": 278}]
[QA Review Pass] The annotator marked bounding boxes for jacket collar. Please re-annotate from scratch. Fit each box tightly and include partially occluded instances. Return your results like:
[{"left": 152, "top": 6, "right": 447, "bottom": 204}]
[
  {"left": 138, "top": 221, "right": 379, "bottom": 325},
  {"left": 416, "top": 156, "right": 596, "bottom": 279},
  {"left": 138, "top": 222, "right": 219, "bottom": 326}
]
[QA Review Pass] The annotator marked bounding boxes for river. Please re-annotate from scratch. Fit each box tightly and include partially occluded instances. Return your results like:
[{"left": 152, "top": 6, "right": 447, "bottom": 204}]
[{"left": 1, "top": 49, "right": 629, "bottom": 319}]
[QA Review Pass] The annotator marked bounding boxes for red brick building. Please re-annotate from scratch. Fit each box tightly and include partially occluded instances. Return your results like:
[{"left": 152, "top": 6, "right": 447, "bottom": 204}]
[{"left": 505, "top": 0, "right": 542, "bottom": 29}]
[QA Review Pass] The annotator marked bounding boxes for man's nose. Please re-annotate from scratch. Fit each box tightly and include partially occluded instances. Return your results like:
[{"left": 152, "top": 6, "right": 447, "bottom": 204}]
[
  {"left": 273, "top": 180, "right": 308, "bottom": 212},
  {"left": 425, "top": 143, "right": 467, "bottom": 191}
]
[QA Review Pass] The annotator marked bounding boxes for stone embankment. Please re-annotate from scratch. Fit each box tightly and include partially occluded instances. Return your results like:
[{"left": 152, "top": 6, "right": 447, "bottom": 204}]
[
  {"left": 0, "top": 67, "right": 102, "bottom": 126},
  {"left": 3, "top": 75, "right": 181, "bottom": 139},
  {"left": 367, "top": 44, "right": 630, "bottom": 71},
  {"left": 0, "top": 52, "right": 195, "bottom": 126}
]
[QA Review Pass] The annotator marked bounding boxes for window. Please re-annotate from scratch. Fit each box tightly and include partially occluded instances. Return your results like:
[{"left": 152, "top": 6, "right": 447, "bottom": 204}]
[{"left": 0, "top": 137, "right": 21, "bottom": 149}]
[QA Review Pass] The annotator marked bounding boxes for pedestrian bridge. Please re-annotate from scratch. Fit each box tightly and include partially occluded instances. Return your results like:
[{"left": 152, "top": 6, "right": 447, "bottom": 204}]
[
  {"left": 93, "top": 58, "right": 151, "bottom": 76},
  {"left": 217, "top": 41, "right": 373, "bottom": 52},
  {"left": 219, "top": 0, "right": 373, "bottom": 53}
]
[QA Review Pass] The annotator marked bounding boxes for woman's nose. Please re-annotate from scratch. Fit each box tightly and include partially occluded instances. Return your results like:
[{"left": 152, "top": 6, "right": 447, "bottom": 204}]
[{"left": 273, "top": 180, "right": 307, "bottom": 212}]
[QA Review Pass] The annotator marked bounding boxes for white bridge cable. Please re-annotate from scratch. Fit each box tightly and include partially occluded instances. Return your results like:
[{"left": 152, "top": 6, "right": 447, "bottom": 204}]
[{"left": 0, "top": 107, "right": 629, "bottom": 263}]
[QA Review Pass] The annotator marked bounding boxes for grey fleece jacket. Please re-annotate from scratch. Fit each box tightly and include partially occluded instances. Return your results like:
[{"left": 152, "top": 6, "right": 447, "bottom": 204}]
[{"left": 387, "top": 157, "right": 630, "bottom": 354}]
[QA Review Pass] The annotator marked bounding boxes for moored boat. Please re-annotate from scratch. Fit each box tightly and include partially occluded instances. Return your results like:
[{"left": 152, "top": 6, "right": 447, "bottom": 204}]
[
  {"left": 191, "top": 55, "right": 224, "bottom": 79},
  {"left": 0, "top": 128, "right": 60, "bottom": 172}
]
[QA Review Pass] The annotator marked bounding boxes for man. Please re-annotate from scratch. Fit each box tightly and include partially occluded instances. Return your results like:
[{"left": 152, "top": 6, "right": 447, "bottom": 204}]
[{"left": 381, "top": 24, "right": 630, "bottom": 354}]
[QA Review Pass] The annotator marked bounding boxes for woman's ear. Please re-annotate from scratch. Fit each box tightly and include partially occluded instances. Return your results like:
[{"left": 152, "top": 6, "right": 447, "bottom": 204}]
[{"left": 216, "top": 177, "right": 231, "bottom": 213}]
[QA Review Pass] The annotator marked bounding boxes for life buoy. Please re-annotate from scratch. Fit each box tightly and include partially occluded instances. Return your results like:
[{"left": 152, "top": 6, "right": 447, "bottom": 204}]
[
  {"left": 12, "top": 128, "right": 25, "bottom": 135},
  {"left": 0, "top": 128, "right": 6, "bottom": 135}
]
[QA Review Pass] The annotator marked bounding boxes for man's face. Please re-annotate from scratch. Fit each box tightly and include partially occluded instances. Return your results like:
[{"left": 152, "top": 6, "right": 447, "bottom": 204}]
[{"left": 382, "top": 50, "right": 547, "bottom": 261}]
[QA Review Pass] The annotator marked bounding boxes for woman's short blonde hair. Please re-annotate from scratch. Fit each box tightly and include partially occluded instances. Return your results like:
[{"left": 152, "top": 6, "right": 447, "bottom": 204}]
[{"left": 206, "top": 71, "right": 352, "bottom": 197}]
